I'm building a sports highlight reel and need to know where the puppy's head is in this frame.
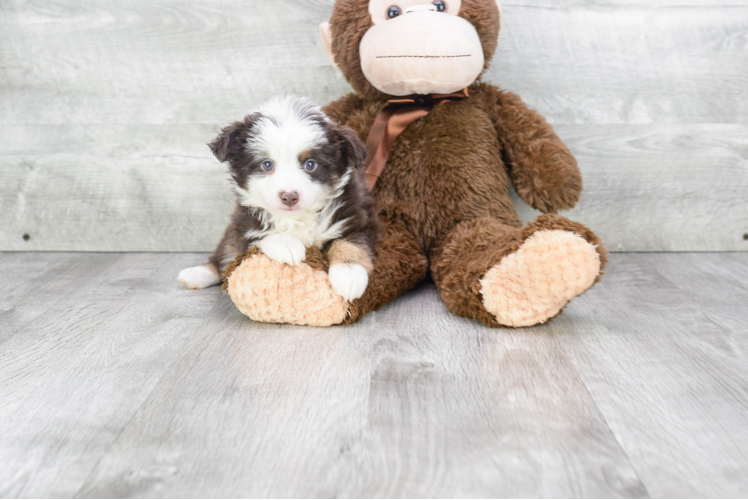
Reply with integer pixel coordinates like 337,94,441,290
209,95,366,216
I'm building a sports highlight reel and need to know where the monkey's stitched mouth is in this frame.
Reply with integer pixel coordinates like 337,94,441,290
376,54,473,59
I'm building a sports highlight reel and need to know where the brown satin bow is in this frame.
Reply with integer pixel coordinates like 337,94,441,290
363,88,470,191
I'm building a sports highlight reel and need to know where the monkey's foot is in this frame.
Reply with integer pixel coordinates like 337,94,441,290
224,248,348,327
479,229,602,328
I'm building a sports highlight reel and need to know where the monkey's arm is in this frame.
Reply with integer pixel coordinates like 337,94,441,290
322,93,366,127
480,86,582,214
323,93,382,144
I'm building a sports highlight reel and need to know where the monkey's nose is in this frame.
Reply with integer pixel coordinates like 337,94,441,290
280,191,299,207
405,4,437,14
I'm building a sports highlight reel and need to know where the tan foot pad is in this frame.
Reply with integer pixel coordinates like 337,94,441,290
480,229,602,328
226,253,349,327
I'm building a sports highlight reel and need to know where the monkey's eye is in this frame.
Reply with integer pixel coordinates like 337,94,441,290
387,5,401,18
262,160,274,172
432,0,446,12
304,159,318,172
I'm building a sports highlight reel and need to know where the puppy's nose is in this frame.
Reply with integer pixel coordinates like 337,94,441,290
280,191,299,207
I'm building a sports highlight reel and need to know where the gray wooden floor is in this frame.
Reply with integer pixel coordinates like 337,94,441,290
1,252,747,498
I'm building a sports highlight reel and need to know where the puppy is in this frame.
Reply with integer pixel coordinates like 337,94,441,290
178,95,379,302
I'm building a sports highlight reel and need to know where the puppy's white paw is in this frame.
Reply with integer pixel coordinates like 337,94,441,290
328,264,369,302
178,265,220,290
257,234,307,266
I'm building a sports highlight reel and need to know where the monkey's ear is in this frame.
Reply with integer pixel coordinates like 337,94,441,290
496,2,502,38
319,22,337,68
333,125,368,170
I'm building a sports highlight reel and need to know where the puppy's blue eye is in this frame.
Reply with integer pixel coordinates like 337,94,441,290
262,160,274,171
432,0,446,12
304,159,318,172
387,6,401,18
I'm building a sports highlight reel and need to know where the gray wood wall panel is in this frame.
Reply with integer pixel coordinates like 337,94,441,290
2,0,747,125
2,123,746,252
1,0,747,251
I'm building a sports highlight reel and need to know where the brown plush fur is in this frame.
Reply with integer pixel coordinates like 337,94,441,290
323,0,607,325
225,0,608,327
322,80,609,324
343,214,430,324
323,82,588,250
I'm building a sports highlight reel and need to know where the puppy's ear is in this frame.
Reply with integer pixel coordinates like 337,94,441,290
208,113,258,162
333,124,368,170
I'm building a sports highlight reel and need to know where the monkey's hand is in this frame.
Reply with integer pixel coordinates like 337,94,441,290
508,139,583,214
487,88,583,214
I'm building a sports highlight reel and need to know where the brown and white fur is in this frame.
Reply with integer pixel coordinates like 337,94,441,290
178,95,378,301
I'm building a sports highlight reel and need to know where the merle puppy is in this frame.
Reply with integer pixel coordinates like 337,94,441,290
178,95,379,302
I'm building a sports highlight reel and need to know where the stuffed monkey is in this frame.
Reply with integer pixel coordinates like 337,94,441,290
224,0,608,327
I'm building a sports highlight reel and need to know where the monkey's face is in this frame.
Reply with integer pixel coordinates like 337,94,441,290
323,0,500,98
361,1,482,95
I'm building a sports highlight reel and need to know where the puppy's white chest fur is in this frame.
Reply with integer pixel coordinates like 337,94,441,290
245,201,349,250
271,208,346,248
